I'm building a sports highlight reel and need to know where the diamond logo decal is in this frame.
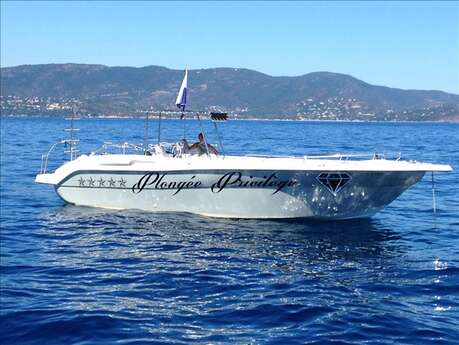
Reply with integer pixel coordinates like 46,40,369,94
317,172,352,194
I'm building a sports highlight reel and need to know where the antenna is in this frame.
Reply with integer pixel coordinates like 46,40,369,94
432,171,436,214
64,104,80,160
144,111,149,154
157,111,162,145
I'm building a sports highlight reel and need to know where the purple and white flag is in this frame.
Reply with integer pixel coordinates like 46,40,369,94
175,69,188,111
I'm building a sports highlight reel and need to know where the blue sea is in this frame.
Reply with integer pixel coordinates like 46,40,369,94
1,117,458,345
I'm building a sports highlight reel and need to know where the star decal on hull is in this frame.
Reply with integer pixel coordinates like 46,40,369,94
74,176,129,189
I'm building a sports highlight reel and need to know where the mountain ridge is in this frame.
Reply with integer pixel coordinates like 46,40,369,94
4,63,455,93
1,63,458,121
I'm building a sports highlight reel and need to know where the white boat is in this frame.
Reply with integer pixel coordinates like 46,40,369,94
35,71,452,220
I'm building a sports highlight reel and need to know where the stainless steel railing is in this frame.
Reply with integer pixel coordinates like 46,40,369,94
39,140,66,174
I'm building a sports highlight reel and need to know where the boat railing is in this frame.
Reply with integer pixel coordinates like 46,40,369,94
91,141,186,157
91,142,145,155
39,140,66,174
148,142,184,156
54,140,403,165
93,140,227,158
247,152,402,161
304,152,402,160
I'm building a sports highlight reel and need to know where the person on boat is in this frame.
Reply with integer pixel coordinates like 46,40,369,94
183,132,218,155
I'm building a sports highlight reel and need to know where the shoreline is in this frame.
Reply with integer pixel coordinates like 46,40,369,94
1,114,458,124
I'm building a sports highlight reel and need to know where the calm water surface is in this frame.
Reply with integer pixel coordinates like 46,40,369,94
1,117,458,344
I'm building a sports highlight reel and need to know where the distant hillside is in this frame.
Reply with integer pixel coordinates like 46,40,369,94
1,63,458,121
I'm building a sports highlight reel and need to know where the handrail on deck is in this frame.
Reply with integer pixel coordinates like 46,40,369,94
247,152,402,160
91,140,223,159
91,142,145,155
39,140,66,174
303,152,402,161
47,139,404,171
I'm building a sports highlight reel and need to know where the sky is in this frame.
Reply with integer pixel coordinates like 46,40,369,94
1,1,458,93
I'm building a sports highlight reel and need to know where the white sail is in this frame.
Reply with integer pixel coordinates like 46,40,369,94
175,69,188,111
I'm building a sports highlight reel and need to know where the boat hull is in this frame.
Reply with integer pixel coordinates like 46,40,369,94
52,169,425,219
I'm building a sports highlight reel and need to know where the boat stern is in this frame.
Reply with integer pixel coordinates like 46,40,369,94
35,172,60,185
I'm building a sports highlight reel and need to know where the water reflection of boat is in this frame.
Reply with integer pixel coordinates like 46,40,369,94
36,71,452,220
42,206,403,265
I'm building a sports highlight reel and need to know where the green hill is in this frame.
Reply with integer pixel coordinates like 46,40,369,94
1,63,458,121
